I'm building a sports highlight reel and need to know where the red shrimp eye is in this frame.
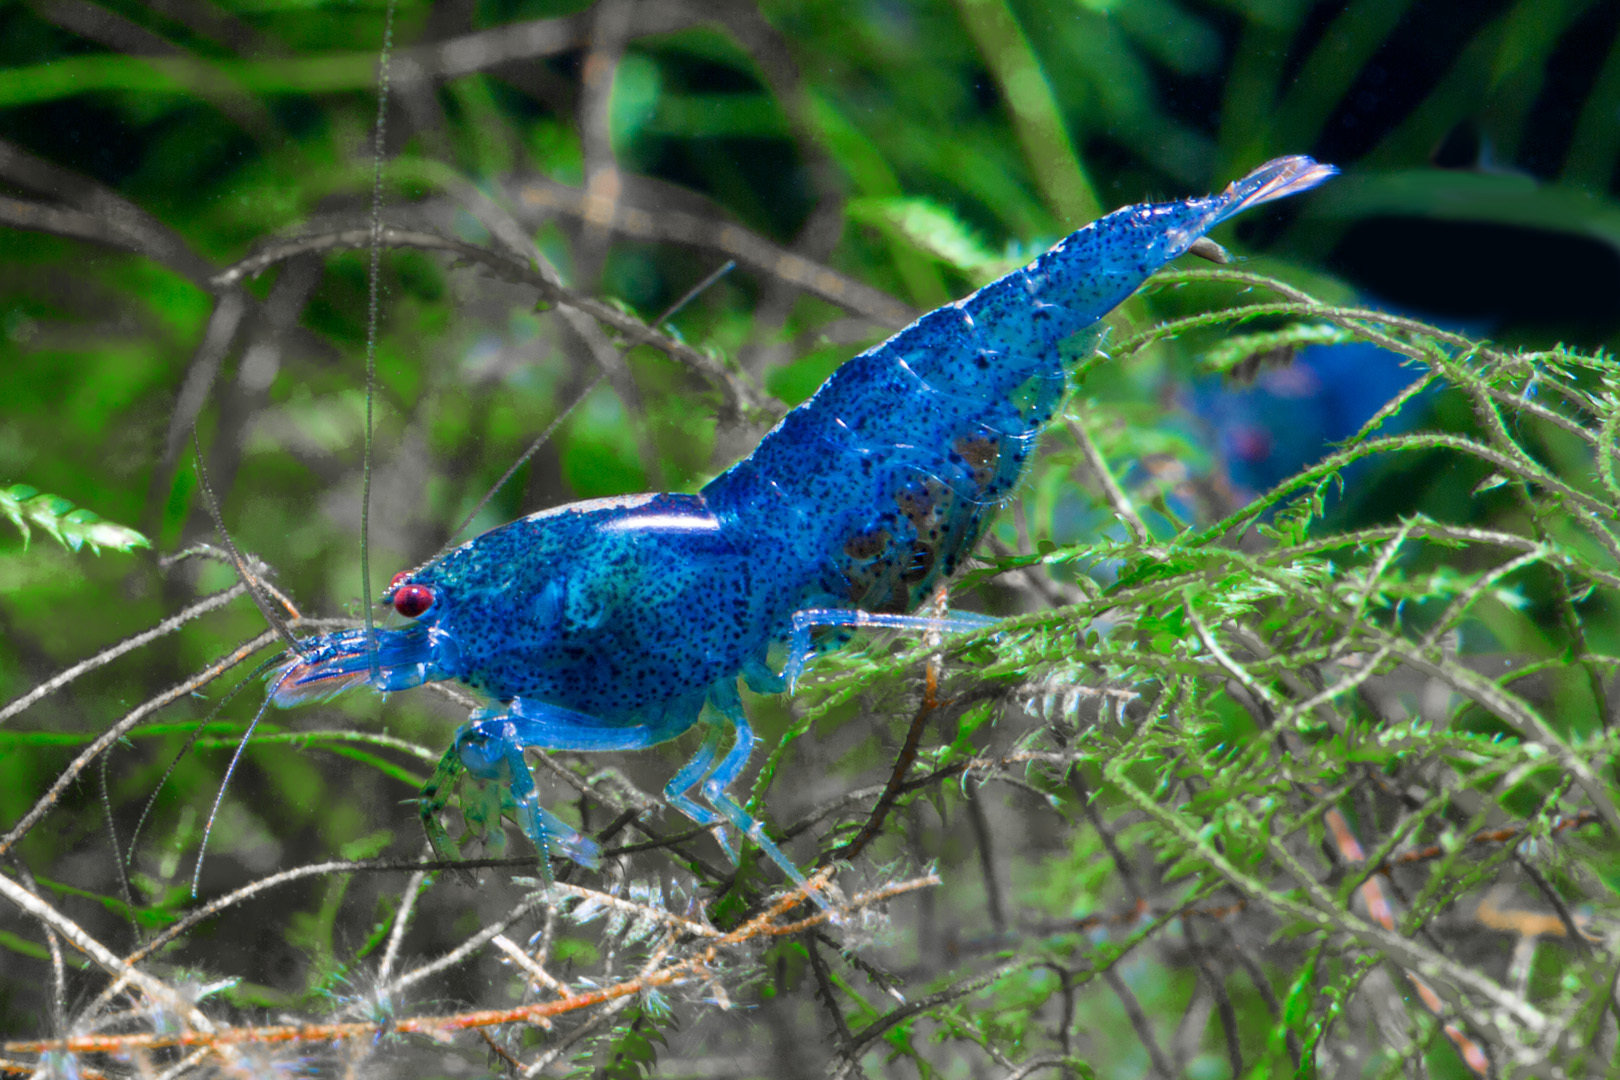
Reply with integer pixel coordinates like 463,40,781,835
392,583,434,618
388,570,411,590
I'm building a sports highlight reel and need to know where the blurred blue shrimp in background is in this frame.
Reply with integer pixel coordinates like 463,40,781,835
1186,301,1464,502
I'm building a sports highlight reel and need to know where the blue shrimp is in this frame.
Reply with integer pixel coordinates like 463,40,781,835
269,156,1336,898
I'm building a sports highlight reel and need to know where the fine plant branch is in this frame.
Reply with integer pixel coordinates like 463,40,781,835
0,871,227,1047
1,483,150,555
208,225,775,421
0,626,296,858
1102,760,1551,1035
0,583,247,726
6,871,938,1059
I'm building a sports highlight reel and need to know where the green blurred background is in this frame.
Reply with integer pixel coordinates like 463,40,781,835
1,0,1618,1074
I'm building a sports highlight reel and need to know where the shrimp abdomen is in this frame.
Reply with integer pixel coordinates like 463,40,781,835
705,156,1336,634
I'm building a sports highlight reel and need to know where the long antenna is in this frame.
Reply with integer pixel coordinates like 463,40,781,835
192,685,280,897
443,259,739,550
191,427,303,656
444,369,607,549
361,0,397,680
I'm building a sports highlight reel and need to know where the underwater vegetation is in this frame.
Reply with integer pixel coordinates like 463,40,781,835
2,1,1619,1076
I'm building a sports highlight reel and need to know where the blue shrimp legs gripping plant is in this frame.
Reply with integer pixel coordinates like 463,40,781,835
268,156,1336,901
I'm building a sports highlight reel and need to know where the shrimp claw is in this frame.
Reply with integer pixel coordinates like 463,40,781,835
419,709,604,874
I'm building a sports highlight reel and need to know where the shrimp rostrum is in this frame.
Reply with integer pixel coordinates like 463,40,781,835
270,156,1336,897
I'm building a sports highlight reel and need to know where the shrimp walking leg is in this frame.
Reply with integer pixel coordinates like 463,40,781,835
662,721,738,862
422,697,696,872
432,695,762,873
783,609,1002,690
423,717,604,873
700,681,824,905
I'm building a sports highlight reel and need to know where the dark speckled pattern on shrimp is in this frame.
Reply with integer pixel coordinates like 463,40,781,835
269,156,1337,903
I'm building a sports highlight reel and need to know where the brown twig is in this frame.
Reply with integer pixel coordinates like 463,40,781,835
826,692,942,864
4,871,938,1059
1323,805,1492,1076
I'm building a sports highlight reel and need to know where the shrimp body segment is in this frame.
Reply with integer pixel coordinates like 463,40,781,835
271,156,1337,896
